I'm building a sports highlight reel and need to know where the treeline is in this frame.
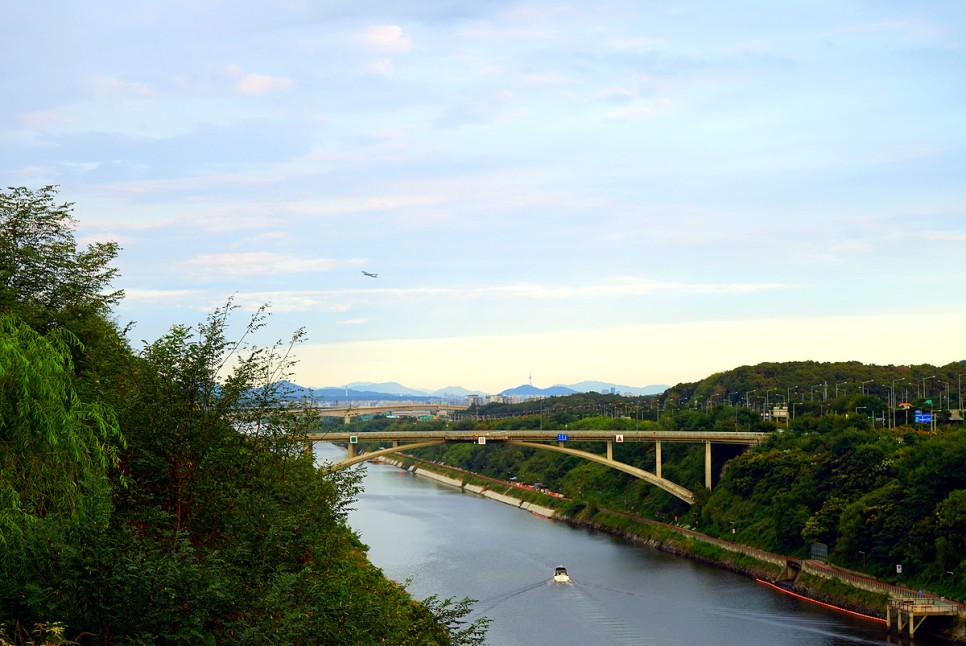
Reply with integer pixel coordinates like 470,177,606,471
665,359,965,413
0,187,486,645
352,376,965,600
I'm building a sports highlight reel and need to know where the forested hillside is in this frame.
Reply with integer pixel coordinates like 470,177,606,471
0,187,486,645
350,364,966,601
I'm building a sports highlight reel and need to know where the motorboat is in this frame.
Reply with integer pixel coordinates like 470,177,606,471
553,565,570,583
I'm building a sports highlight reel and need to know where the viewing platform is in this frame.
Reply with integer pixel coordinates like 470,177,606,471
887,597,963,639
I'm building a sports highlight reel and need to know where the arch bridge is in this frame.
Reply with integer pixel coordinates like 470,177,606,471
310,429,768,505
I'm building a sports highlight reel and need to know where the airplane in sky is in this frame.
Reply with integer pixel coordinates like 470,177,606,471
361,270,378,278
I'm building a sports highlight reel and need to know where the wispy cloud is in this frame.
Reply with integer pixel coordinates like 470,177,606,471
226,65,293,95
88,75,155,98
835,20,944,42
122,288,203,304
185,252,363,277
215,279,798,313
361,25,413,53
596,97,677,121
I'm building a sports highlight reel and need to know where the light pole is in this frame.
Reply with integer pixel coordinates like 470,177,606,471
836,381,848,398
855,406,866,424
765,388,776,418
891,378,906,429
745,390,757,409
859,550,866,567
959,372,966,413
923,375,936,405
861,379,874,394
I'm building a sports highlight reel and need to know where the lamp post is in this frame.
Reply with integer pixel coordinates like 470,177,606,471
923,375,936,405
859,551,866,567
836,381,848,398
891,378,906,429
745,390,757,409
765,388,776,417
861,379,874,394
855,406,866,425
959,372,966,413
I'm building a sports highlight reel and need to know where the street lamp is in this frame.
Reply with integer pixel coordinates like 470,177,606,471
891,378,906,429
923,375,936,404
959,372,966,413
859,550,866,567
861,379,874,394
836,381,848,398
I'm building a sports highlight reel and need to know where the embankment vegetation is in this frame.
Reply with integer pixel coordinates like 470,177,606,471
0,186,487,645
344,362,966,604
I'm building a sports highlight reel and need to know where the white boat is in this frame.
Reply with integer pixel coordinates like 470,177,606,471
552,565,570,583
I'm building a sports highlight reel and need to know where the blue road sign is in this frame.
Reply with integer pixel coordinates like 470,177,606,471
915,413,932,423
557,433,568,441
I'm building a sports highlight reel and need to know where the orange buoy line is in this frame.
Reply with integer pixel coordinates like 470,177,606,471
755,579,887,624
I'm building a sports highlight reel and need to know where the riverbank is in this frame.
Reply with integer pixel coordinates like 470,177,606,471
372,454,966,643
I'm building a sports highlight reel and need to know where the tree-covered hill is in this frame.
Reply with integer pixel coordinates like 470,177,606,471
358,375,965,601
0,187,486,645
663,359,965,413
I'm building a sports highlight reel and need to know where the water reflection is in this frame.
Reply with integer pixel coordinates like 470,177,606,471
317,445,930,645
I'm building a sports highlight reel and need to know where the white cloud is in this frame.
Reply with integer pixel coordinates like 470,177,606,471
597,97,677,121
363,58,395,77
185,252,359,277
226,65,294,95
17,110,74,132
361,25,413,53
836,21,944,42
122,288,202,304
88,75,155,98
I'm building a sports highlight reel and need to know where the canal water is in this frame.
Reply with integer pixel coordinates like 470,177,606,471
316,445,929,645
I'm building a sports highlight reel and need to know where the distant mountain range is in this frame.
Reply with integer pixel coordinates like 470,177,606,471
271,380,668,403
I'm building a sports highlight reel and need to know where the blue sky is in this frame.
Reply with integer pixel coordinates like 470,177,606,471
3,1,965,393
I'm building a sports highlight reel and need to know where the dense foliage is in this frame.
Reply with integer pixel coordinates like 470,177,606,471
0,187,486,645
353,364,965,600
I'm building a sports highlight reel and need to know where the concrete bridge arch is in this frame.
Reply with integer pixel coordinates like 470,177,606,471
318,436,704,505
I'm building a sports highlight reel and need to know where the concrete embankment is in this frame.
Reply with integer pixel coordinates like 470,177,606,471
375,458,558,519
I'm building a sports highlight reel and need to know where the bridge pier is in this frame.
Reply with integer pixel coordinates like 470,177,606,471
655,441,662,478
705,441,712,489
607,441,613,461
347,443,356,459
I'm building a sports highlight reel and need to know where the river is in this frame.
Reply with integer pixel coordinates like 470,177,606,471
316,444,930,645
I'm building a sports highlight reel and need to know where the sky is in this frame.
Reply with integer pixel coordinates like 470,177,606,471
3,1,965,394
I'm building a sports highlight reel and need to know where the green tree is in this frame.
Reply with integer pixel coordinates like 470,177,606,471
0,186,122,320
0,313,122,552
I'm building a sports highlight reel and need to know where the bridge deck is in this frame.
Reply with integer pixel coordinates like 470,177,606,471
308,429,768,445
